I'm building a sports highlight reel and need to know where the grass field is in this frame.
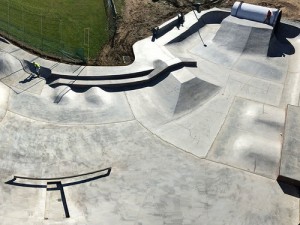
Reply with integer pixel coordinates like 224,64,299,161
0,0,120,62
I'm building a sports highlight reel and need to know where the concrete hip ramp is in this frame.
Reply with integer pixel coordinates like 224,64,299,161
143,67,220,116
213,17,273,56
191,15,274,67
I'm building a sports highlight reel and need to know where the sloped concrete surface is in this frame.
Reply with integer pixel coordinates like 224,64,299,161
207,97,285,179
0,112,298,225
0,7,299,225
8,87,134,125
279,105,300,186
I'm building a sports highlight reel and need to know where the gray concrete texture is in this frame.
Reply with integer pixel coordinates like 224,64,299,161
0,7,300,225
279,105,300,186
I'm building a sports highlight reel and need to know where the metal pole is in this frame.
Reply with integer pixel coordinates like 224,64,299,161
84,28,90,63
87,28,90,62
60,19,62,61
22,3,24,45
192,9,207,47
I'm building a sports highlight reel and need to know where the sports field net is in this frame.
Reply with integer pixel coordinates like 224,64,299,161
0,1,117,64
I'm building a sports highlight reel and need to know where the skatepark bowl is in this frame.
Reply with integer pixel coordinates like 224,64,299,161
0,2,300,224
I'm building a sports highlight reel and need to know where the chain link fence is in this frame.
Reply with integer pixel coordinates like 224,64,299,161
0,1,114,64
104,0,118,41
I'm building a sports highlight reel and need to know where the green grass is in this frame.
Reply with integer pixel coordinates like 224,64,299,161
0,0,115,62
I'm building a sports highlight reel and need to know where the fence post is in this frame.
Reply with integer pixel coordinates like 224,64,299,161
22,3,24,45
84,27,90,63
41,14,43,50
7,0,9,37
59,19,63,61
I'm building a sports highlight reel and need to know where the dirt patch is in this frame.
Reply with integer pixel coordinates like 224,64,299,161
97,0,203,65
96,0,299,66
220,0,300,20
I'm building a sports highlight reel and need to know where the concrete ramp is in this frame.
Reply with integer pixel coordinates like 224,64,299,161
241,26,273,55
149,68,220,116
213,18,253,52
43,85,118,107
191,16,273,67
6,85,134,124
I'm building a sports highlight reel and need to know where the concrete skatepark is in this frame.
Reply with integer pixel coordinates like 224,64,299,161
0,2,300,224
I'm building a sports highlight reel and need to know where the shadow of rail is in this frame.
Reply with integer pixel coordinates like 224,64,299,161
168,10,230,44
5,167,111,188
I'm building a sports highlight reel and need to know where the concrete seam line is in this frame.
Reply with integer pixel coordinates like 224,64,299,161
124,91,137,120
5,109,136,127
204,158,276,181
204,95,235,159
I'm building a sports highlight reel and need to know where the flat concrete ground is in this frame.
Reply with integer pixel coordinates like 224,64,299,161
0,9,299,225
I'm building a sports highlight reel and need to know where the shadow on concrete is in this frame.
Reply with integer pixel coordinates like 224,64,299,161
5,179,47,188
151,16,182,41
168,10,230,44
277,181,299,198
67,63,186,93
46,181,70,218
63,168,111,187
53,86,72,104
19,74,38,84
5,167,111,188
268,22,300,57
17,78,45,95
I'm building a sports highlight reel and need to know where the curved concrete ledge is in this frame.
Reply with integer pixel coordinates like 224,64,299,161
48,57,197,88
52,68,153,80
